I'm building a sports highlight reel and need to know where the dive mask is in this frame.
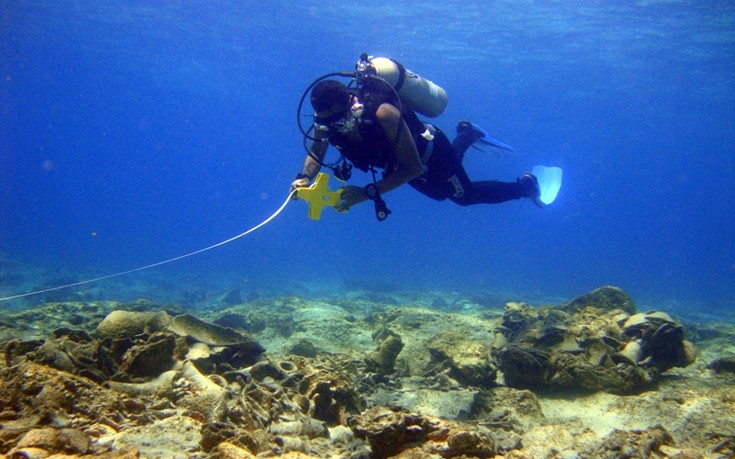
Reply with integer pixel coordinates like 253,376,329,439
314,101,364,134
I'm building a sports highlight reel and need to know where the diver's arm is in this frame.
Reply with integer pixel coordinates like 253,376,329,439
335,103,423,211
291,130,329,191
373,103,424,194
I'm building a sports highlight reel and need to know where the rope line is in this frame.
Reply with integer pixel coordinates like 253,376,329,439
0,191,296,302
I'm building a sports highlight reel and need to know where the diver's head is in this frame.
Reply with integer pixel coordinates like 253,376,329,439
311,80,352,115
311,80,364,134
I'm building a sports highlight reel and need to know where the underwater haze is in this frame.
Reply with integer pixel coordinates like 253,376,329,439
1,1,734,316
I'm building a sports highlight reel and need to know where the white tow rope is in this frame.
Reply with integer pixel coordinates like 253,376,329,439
0,191,296,302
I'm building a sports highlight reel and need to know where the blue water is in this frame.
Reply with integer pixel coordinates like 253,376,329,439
1,1,733,315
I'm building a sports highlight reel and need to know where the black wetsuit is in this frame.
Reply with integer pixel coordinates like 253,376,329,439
325,92,526,206
409,127,526,206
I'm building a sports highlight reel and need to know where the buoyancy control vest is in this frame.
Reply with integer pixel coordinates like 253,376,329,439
325,86,430,173
297,53,447,178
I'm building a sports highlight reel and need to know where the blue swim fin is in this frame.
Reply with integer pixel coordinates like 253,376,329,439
532,165,563,205
457,121,515,153
474,134,515,153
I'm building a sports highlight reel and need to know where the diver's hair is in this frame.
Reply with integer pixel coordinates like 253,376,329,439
311,80,351,113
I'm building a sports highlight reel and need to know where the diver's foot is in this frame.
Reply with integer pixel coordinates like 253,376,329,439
456,120,515,152
457,120,491,144
518,173,543,207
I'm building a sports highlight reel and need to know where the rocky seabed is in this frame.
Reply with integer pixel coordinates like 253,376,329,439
0,286,733,458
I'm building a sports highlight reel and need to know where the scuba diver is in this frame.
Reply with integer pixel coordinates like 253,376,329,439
290,55,543,220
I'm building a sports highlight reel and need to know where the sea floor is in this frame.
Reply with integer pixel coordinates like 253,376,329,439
0,262,734,458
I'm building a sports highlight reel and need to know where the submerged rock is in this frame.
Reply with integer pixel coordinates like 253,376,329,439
707,356,735,374
491,286,696,393
366,334,404,374
288,339,320,358
221,285,243,306
444,430,495,458
300,360,364,426
347,407,436,458
428,333,497,388
347,406,497,458
173,360,229,421
168,313,251,345
494,345,551,388
107,370,177,398
111,415,203,458
96,310,171,339
119,332,177,378
577,425,675,459
211,441,258,459
10,427,91,457
4,339,45,367
561,285,636,315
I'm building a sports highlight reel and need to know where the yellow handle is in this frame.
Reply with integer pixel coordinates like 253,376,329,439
296,172,345,220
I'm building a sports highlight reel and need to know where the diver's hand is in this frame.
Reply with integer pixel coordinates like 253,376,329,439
335,185,369,212
289,177,311,198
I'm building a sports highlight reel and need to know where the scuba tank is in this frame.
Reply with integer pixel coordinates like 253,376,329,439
355,54,448,118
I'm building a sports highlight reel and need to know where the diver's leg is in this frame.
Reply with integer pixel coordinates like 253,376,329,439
413,132,538,206
451,121,484,163
449,169,540,206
